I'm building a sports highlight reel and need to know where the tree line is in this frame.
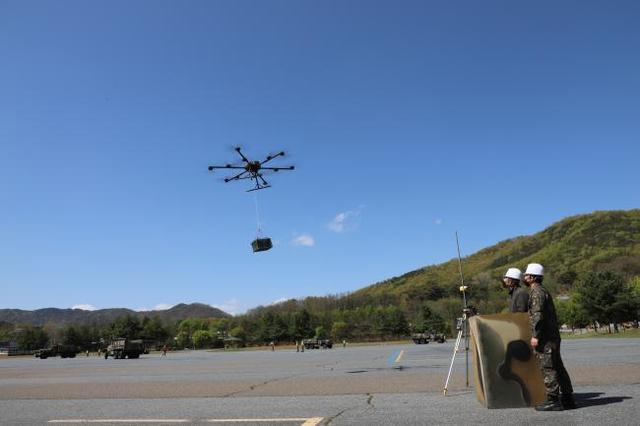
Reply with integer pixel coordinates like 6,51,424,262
0,315,171,351
2,271,638,351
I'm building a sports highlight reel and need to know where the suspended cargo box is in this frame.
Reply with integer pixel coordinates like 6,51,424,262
251,238,273,252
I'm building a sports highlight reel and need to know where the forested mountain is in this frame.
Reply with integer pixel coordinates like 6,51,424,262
350,209,640,314
233,209,639,342
0,303,229,327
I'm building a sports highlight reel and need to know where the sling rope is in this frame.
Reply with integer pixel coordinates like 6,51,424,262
253,192,262,237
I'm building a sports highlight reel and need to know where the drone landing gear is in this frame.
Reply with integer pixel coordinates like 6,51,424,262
251,238,273,253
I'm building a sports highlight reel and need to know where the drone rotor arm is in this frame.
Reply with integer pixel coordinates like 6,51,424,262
257,173,270,187
260,166,295,171
234,147,250,163
260,151,286,165
208,165,246,171
224,170,250,182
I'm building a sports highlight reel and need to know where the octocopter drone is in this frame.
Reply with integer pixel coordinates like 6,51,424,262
207,147,295,192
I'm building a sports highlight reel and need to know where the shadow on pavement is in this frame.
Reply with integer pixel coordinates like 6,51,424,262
575,392,632,408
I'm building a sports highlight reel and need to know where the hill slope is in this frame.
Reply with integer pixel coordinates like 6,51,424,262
352,209,640,312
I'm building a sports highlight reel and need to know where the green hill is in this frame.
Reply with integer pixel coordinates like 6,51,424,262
234,209,639,343
351,209,640,315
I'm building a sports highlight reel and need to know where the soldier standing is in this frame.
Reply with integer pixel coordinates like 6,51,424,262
502,267,529,312
524,263,576,411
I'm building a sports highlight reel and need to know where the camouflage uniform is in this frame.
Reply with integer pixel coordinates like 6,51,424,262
509,285,530,313
528,284,573,399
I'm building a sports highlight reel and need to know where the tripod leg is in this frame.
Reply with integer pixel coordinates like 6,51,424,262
465,321,469,387
443,328,463,395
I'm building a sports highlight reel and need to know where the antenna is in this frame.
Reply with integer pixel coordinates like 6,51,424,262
456,231,468,310
444,231,472,395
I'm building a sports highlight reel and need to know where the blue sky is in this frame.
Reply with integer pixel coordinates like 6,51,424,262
1,1,639,313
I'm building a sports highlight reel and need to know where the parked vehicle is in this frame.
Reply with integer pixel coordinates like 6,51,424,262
303,338,333,349
104,338,144,359
34,344,79,359
411,333,431,344
431,333,446,343
412,332,446,344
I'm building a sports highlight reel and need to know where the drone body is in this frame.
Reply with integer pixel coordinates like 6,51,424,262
208,147,295,192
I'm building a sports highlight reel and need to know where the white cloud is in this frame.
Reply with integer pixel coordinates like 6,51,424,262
71,304,97,311
214,299,242,315
328,208,362,233
269,297,289,306
136,303,175,312
291,234,315,247
154,303,173,311
435,218,443,225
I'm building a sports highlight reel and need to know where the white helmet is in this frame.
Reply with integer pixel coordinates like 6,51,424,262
525,263,545,276
504,268,522,281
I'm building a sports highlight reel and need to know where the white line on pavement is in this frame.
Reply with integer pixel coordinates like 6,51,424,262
49,417,324,424
49,420,189,424
206,418,323,423
301,418,324,426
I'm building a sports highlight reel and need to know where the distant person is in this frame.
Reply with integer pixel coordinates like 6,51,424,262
502,267,529,312
296,341,300,352
342,340,347,348
270,341,275,351
161,345,167,357
86,350,89,357
524,263,575,411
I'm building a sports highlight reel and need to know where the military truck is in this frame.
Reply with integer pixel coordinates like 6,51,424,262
411,333,431,344
412,332,446,344
431,332,446,343
303,338,333,349
104,338,144,359
34,344,79,359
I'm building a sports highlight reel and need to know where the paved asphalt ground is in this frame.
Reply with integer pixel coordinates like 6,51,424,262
1,339,639,425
